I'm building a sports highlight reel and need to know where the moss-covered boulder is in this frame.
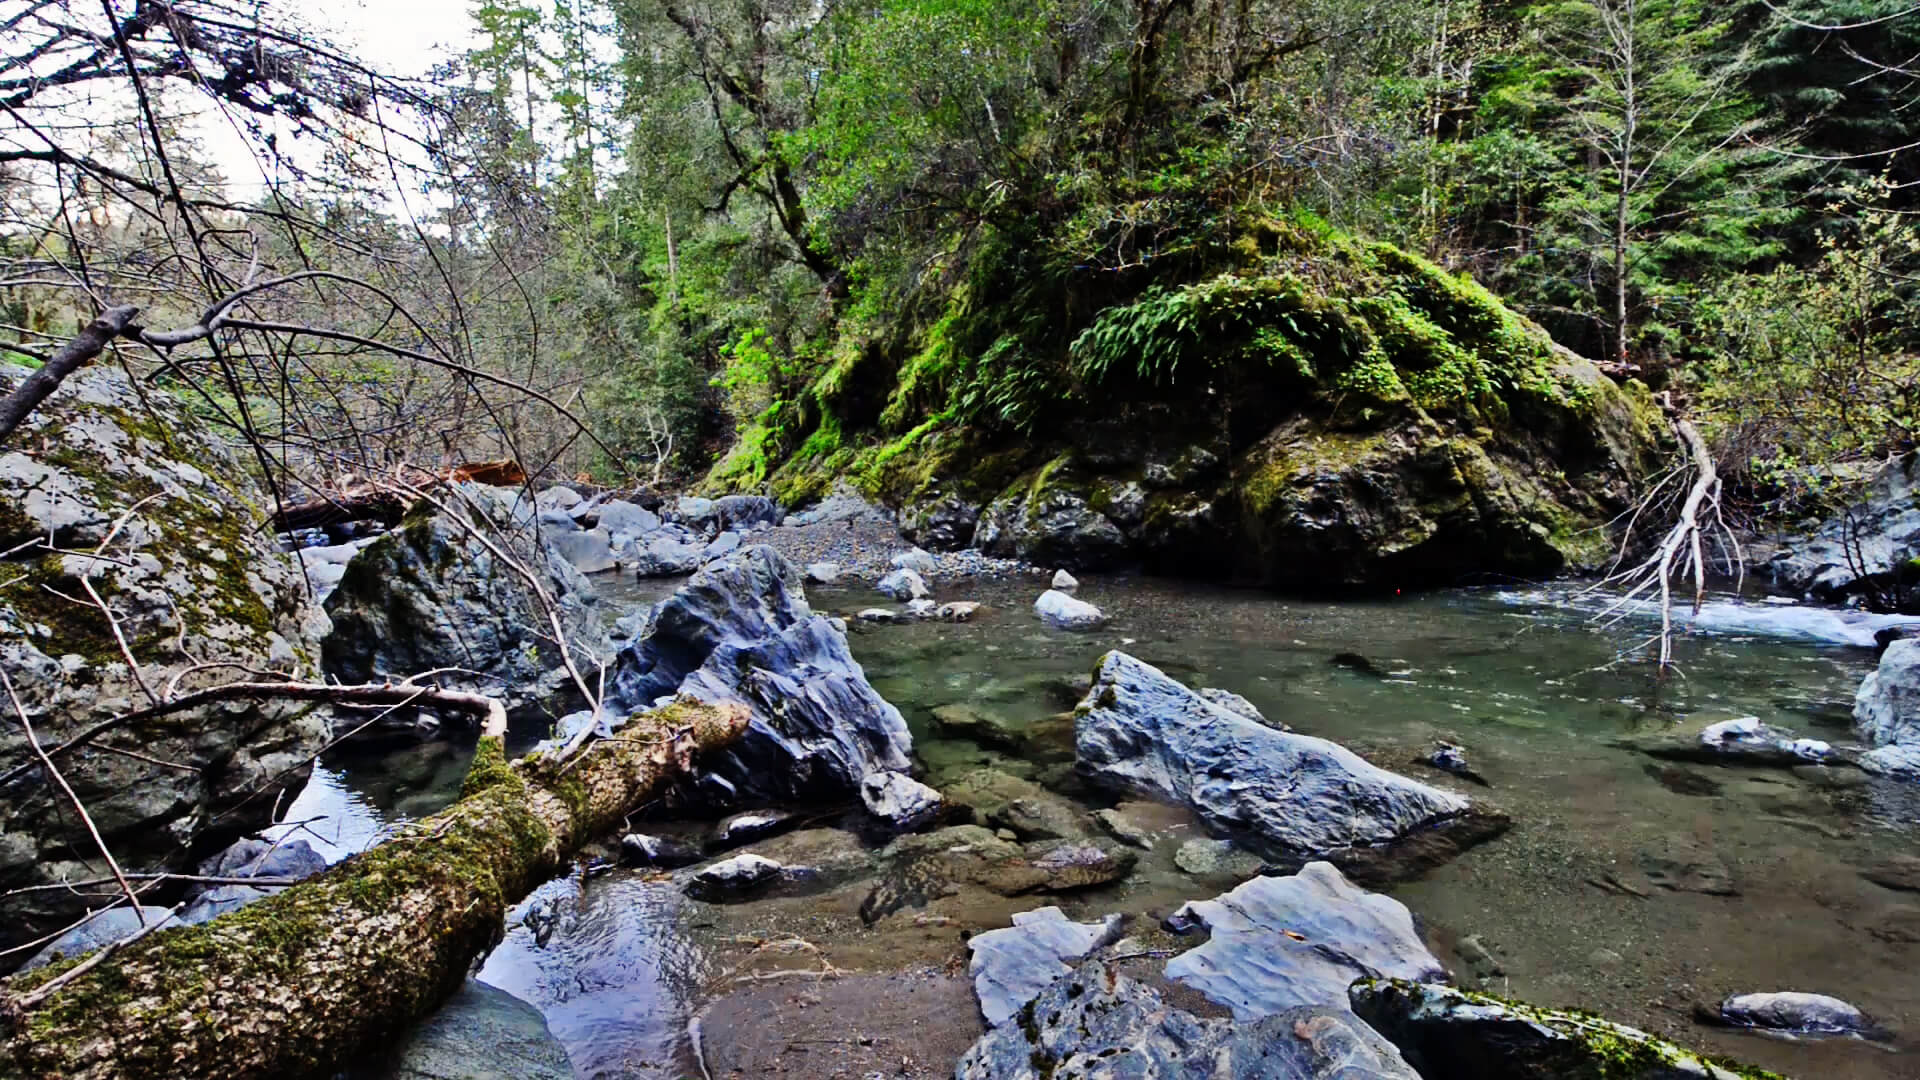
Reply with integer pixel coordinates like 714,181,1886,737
719,226,1666,590
0,363,330,954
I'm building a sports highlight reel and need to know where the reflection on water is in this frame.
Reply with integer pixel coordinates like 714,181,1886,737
300,568,1920,1079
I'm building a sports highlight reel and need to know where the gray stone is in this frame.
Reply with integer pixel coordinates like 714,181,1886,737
1857,638,1920,779
714,494,779,531
861,771,942,832
1163,862,1449,1019
535,486,583,512
546,526,617,574
23,905,175,970
1199,686,1281,728
974,470,1130,571
671,495,720,535
1769,453,1920,604
620,833,703,868
378,979,572,1080
805,561,841,584
535,509,580,531
1706,991,1888,1040
1076,652,1488,869
595,499,660,539
620,532,704,577
193,837,327,894
891,547,939,575
1050,568,1079,592
1352,980,1760,1080
957,963,1422,1080
856,607,908,624
1092,808,1156,850
877,567,931,601
1033,589,1104,629
322,483,603,705
1173,837,1264,879
180,885,272,926
945,769,1084,839
905,597,938,619
713,809,802,848
937,601,985,622
685,853,785,900
0,364,330,952
702,530,743,561
967,907,1125,1026
784,491,887,528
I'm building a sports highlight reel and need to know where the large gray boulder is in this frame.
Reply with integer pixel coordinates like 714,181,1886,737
22,905,176,971
1856,638,1920,778
1164,862,1449,1019
967,907,1125,1026
607,546,913,807
1075,652,1494,872
620,531,704,577
1350,980,1762,1080
595,499,659,539
321,483,603,705
956,962,1422,1080
1703,991,1887,1041
0,363,329,953
377,979,573,1080
1769,453,1920,605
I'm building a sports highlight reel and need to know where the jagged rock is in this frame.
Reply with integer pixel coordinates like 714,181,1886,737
877,567,932,601
1050,569,1079,592
535,509,580,532
1034,589,1105,629
862,771,942,832
937,600,985,622
1163,862,1449,1018
967,908,1125,1026
1856,638,1920,778
620,532,704,576
547,526,616,574
891,547,939,575
702,530,742,561
1075,652,1496,873
784,491,886,528
901,492,981,550
378,979,573,1080
805,561,841,584
1199,686,1281,728
322,483,603,704
711,809,802,849
1351,980,1770,1080
0,363,331,952
957,963,1422,1080
1700,992,1888,1041
607,547,913,807
670,495,720,536
595,499,659,539
535,486,582,512
620,833,703,868
684,854,786,900
1769,453,1920,605
21,905,178,970
975,468,1131,571
714,494,779,531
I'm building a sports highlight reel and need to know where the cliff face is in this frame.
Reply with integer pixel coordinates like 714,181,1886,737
711,224,1666,590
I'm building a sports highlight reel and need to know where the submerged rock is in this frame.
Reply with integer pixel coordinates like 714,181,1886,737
1351,979,1773,1080
1034,589,1105,629
1421,741,1489,786
1075,652,1497,874
967,907,1126,1026
620,833,703,869
378,979,573,1080
859,829,1136,923
1640,715,1847,769
877,567,932,601
607,547,913,808
1700,991,1889,1041
22,906,176,971
957,962,1422,1080
804,561,841,584
0,363,329,951
1163,862,1449,1019
1173,837,1266,880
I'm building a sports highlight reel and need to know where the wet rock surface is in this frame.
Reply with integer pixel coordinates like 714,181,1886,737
1856,638,1920,778
1074,651,1493,872
1701,991,1888,1041
1033,588,1105,629
374,980,573,1080
957,962,1423,1080
967,906,1125,1026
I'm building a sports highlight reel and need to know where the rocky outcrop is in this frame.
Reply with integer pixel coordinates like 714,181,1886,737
1074,652,1501,874
321,483,603,706
957,962,1422,1079
606,546,913,807
1855,638,1920,778
0,363,329,952
967,907,1125,1026
1350,980,1774,1080
1163,862,1450,1019
1768,453,1920,608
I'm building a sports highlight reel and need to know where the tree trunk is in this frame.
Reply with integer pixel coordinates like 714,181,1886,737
0,305,140,447
0,700,750,1080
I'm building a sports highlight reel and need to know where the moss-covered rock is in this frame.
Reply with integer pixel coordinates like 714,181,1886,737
0,363,330,955
708,227,1666,586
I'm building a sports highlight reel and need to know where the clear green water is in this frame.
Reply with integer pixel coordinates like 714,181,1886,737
307,572,1920,1079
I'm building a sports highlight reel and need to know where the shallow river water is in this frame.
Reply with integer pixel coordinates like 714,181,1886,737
297,571,1920,1079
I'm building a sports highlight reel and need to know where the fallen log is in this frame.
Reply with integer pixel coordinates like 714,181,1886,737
269,489,411,533
0,698,750,1080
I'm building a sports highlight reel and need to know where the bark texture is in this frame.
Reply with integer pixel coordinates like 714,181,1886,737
0,699,749,1080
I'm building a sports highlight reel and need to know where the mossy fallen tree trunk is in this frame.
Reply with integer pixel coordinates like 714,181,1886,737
0,699,749,1080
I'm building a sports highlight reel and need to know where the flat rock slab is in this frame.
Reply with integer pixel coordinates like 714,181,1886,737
696,972,983,1080
957,962,1421,1080
1164,861,1449,1019
968,907,1126,1026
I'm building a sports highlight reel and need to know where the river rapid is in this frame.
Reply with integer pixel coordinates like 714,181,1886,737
288,573,1920,1080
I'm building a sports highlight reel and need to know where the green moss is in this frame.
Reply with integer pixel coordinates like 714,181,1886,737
459,736,520,799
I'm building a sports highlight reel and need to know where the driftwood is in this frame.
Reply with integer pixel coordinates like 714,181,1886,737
269,490,411,533
0,698,750,1080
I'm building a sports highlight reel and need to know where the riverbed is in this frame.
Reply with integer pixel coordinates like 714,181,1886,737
293,571,1920,1079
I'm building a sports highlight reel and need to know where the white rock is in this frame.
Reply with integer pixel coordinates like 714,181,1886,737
1034,589,1104,629
1051,569,1079,592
